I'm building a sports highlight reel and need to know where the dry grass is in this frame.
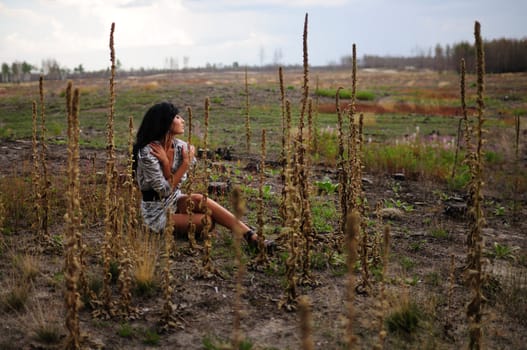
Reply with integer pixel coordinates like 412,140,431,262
131,232,160,296
1,273,30,312
14,253,41,281
24,297,63,345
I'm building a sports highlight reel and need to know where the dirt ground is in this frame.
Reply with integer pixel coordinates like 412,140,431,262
0,135,526,350
1,69,527,349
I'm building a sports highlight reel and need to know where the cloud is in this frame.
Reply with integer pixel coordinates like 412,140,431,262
1,0,525,70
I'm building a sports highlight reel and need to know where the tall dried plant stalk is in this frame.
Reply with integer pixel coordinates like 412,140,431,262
292,39,313,281
200,194,214,274
279,102,301,310
348,47,370,295
201,98,214,274
64,86,82,350
344,210,360,347
298,295,314,350
117,117,137,318
279,98,293,237
231,187,246,347
203,97,209,162
347,44,357,172
256,129,268,263
160,208,177,331
347,45,361,213
300,13,309,118
31,101,42,234
336,86,348,238
126,116,138,228
299,105,314,284
465,21,486,350
185,106,199,249
38,76,50,238
279,66,286,165
348,114,358,212
102,22,118,312
279,68,289,226
245,66,251,154
371,201,384,267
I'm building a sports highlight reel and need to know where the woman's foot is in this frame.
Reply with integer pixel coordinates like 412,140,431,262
243,230,276,254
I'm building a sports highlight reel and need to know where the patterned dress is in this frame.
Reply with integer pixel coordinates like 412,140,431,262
136,138,190,233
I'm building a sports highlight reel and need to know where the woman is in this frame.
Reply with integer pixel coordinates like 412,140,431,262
132,101,262,248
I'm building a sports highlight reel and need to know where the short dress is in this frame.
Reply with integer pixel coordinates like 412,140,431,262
136,138,191,233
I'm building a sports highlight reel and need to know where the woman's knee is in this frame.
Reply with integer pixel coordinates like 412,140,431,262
190,193,203,203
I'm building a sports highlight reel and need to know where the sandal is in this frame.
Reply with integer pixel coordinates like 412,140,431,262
243,230,277,254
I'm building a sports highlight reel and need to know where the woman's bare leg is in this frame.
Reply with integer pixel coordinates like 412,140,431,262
171,213,215,239
176,194,250,236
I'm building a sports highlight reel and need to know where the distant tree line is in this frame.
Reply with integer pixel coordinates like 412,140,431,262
2,38,525,83
342,38,527,73
1,61,34,83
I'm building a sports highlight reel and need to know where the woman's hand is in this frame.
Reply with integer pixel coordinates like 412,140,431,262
149,142,169,165
150,142,173,180
182,144,195,165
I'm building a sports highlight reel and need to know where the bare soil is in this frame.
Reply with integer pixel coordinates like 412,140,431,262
1,136,526,350
1,69,527,349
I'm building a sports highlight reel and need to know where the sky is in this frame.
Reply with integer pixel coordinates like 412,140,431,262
0,0,525,71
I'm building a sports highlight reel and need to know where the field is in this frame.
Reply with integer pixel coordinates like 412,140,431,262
0,67,526,350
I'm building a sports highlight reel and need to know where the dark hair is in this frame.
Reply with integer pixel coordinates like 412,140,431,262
132,102,179,172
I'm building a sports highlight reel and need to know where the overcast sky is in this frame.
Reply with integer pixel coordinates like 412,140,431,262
0,0,525,71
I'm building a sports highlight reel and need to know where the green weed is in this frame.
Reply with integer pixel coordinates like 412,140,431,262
400,256,415,271
315,177,338,195
430,227,449,240
409,240,425,252
143,328,160,345
118,323,134,338
488,242,517,261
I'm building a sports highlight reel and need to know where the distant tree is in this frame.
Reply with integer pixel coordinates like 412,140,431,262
21,61,33,81
183,56,189,69
445,44,452,71
341,37,526,73
1,63,9,82
41,58,62,79
73,64,84,75
11,62,21,83
434,43,445,73
451,41,476,73
484,38,527,73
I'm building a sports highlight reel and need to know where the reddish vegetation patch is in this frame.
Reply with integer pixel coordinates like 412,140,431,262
317,102,477,117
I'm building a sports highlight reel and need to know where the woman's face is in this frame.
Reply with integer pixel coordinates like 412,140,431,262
169,114,185,135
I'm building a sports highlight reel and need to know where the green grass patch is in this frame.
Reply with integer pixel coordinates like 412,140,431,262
311,200,337,233
315,88,375,101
